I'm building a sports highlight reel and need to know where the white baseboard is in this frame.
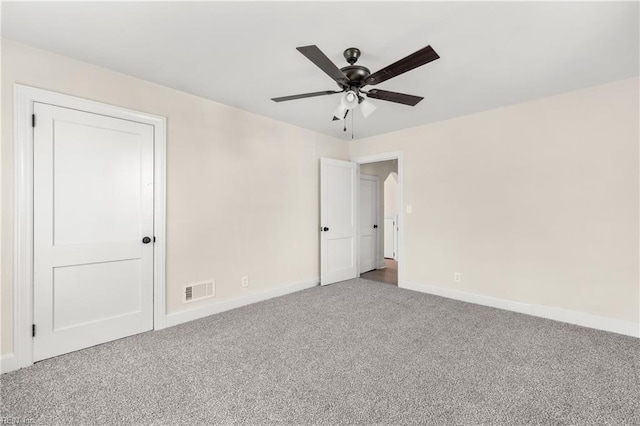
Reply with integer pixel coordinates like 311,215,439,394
1,353,18,374
400,280,639,338
164,277,319,328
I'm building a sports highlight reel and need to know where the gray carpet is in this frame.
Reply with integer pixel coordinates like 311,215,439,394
1,278,639,425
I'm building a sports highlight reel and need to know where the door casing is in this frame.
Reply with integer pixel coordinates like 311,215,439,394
12,84,167,370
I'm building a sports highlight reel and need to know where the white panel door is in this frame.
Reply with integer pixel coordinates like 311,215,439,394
384,218,395,259
393,214,399,260
33,102,154,361
320,158,358,286
359,174,379,273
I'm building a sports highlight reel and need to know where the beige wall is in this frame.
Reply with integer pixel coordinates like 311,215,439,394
2,39,637,357
384,172,398,218
360,160,397,185
0,39,348,355
351,77,640,323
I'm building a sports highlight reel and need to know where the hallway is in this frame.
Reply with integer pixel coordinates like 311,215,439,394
360,259,397,285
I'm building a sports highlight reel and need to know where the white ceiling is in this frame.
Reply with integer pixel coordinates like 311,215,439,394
2,1,638,140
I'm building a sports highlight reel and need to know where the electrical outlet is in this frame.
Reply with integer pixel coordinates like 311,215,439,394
454,272,461,283
241,276,249,288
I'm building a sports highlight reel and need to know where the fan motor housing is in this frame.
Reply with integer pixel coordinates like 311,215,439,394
340,65,371,87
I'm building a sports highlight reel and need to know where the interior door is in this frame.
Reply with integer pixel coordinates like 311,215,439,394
384,218,395,259
33,102,154,361
320,158,358,285
394,214,399,260
359,174,379,273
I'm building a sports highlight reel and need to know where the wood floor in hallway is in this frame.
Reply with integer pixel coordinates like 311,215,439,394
360,258,397,285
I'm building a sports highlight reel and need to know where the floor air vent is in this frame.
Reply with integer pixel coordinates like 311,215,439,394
184,280,215,303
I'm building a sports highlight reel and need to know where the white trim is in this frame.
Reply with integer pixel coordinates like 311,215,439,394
1,353,18,374
13,85,34,370
13,84,167,371
165,278,320,328
152,113,167,331
400,280,640,338
351,151,404,283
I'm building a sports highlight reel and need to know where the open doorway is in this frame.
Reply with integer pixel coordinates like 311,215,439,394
357,158,399,286
319,151,403,288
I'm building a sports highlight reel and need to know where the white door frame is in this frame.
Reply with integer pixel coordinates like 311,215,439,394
12,84,167,370
351,151,403,284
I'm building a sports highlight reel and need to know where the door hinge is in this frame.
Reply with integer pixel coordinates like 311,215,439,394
32,114,36,128
153,236,156,243
32,324,36,337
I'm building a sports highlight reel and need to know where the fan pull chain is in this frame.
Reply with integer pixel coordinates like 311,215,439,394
351,111,354,139
343,109,348,132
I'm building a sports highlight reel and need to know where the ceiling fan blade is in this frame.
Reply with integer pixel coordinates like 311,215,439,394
271,90,341,102
364,45,439,86
366,89,424,106
297,45,349,86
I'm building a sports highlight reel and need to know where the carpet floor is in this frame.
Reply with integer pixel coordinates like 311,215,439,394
1,278,639,425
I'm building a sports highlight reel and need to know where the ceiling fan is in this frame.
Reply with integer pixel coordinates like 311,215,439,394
271,45,440,121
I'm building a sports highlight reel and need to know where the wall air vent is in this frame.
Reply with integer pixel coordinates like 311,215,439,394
184,280,215,303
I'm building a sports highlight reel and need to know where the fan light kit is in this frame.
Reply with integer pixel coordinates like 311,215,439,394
271,44,440,136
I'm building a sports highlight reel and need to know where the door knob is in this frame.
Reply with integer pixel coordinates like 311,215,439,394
322,227,329,232
142,236,152,244
373,224,378,229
